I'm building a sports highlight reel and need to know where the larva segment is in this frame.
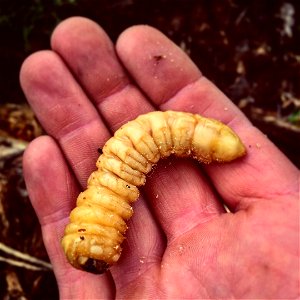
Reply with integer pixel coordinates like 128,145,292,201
102,137,152,174
138,111,173,157
69,205,127,234
166,111,197,157
88,170,139,202
76,186,133,220
97,154,146,186
62,110,246,274
115,121,160,163
62,232,121,273
64,223,124,243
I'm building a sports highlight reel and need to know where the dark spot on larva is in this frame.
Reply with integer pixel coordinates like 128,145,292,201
126,184,130,188
97,148,103,154
80,236,85,240
78,228,86,232
83,197,86,200
80,258,110,274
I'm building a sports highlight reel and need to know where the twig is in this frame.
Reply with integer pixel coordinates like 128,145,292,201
0,135,28,162
0,242,52,270
0,256,49,271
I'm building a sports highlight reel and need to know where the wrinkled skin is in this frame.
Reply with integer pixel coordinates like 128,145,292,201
20,17,299,299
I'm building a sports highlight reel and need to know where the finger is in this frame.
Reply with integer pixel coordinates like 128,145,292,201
51,17,154,129
116,25,299,210
20,50,110,187
23,136,114,299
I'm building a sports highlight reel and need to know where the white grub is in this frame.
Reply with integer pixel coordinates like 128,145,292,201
62,111,246,273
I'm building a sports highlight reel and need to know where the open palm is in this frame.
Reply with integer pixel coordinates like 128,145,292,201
20,17,299,299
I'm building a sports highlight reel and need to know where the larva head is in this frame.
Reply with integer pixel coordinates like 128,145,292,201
77,256,110,274
61,228,123,274
62,238,112,274
212,126,246,162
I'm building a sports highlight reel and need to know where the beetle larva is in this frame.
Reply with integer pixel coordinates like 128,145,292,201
61,111,246,274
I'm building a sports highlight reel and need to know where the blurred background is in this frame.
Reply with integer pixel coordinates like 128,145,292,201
0,0,299,298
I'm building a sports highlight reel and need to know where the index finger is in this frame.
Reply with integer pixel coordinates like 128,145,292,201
116,25,299,210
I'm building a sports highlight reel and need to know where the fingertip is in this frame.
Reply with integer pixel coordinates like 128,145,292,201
20,50,67,108
116,24,175,61
20,50,53,92
116,24,160,46
22,135,62,198
50,16,108,51
116,24,201,104
23,135,56,176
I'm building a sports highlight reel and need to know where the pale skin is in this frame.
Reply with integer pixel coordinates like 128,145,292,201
20,17,299,299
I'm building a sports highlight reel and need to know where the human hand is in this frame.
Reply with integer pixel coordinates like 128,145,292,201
20,17,299,299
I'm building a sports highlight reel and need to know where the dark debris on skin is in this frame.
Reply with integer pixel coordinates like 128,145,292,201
80,258,110,274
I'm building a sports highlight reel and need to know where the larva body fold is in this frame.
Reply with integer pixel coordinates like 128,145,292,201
61,111,246,274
